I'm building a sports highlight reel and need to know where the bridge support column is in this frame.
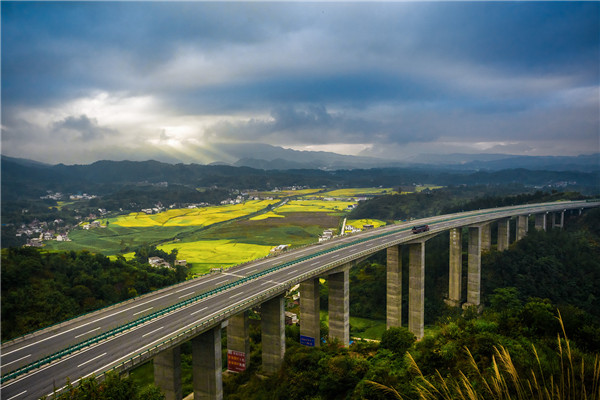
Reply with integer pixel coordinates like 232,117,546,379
300,278,321,347
497,219,510,251
386,245,402,328
193,326,223,400
516,215,528,241
227,311,250,372
154,346,182,400
465,227,481,308
551,212,565,229
329,265,350,346
481,223,491,252
447,228,462,307
535,213,547,231
408,242,425,340
261,295,285,374
559,211,565,228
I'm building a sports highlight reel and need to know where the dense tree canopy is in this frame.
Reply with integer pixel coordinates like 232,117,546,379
1,247,188,340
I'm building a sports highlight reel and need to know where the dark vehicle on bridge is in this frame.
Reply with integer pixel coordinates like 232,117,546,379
412,225,429,234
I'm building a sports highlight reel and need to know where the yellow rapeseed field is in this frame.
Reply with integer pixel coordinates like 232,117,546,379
158,240,272,269
345,219,386,230
110,200,278,227
276,199,355,213
249,211,286,221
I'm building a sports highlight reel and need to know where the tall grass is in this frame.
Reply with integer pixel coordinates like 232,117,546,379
367,312,600,400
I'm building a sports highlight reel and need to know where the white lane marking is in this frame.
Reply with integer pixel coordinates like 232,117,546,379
74,327,101,339
261,281,271,285
133,307,153,316
77,352,107,368
222,272,246,278
229,292,245,298
191,307,208,315
142,326,164,338
7,390,27,400
178,292,194,299
2,354,31,367
287,269,297,275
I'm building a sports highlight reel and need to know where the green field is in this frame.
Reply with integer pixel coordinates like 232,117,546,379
44,225,196,255
250,188,324,198
320,311,386,341
45,197,358,270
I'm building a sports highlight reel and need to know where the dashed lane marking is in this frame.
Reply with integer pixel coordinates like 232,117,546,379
74,327,101,339
133,307,153,316
77,352,107,368
141,326,164,338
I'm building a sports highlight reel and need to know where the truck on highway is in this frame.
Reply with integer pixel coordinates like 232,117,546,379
411,225,429,234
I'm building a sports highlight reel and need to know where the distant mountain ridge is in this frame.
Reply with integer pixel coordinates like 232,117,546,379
2,143,598,172
2,155,598,200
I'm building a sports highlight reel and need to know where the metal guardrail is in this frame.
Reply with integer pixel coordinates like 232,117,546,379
3,201,598,384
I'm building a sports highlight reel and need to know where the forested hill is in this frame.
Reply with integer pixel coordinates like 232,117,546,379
1,246,188,340
3,156,599,201
348,187,589,221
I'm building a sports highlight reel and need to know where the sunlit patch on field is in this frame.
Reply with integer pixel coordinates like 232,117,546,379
249,211,286,221
157,240,273,274
276,200,355,213
345,219,386,231
110,200,278,227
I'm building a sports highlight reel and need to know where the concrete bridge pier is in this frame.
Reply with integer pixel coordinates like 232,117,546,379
227,311,250,372
481,223,491,252
552,211,565,229
300,278,321,347
329,265,350,346
261,295,285,374
497,218,510,251
193,326,223,400
386,245,402,328
408,242,425,339
446,228,462,307
154,346,182,400
535,213,547,231
516,215,528,241
464,226,481,308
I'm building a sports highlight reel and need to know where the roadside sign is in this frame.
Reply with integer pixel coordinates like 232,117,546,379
300,335,315,347
227,350,246,372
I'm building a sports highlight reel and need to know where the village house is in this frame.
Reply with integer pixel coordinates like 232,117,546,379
270,244,290,253
285,312,298,325
148,257,171,268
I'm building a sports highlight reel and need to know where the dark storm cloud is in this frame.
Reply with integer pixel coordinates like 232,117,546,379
1,1,598,163
51,115,117,142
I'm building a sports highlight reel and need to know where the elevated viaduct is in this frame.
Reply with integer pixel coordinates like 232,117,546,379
1,200,598,400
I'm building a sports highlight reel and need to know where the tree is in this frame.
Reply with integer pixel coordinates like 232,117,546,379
380,327,416,355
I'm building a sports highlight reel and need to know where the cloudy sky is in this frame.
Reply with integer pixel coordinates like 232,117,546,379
1,1,598,165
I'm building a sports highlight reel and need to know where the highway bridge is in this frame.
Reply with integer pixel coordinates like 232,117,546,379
1,200,598,400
